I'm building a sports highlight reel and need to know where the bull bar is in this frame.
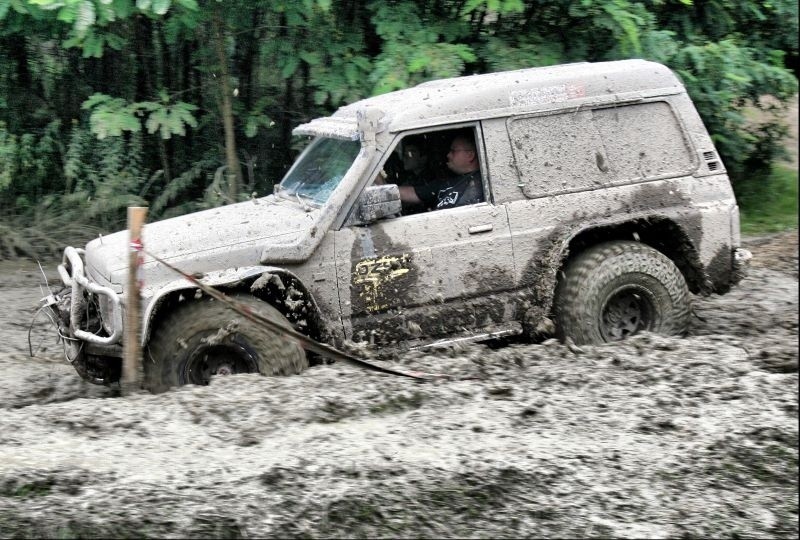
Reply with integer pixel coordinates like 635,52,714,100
57,246,123,345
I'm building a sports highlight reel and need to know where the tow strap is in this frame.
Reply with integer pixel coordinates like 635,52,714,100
144,250,444,382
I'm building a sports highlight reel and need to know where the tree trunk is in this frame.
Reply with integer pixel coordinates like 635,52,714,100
181,40,197,160
211,10,242,201
238,8,262,111
152,21,172,183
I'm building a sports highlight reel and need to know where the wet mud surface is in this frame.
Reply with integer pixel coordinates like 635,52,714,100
0,231,797,538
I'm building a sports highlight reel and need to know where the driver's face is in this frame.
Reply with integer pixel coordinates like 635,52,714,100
446,137,476,174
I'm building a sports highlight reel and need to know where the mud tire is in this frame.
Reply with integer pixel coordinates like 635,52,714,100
145,294,307,393
554,241,690,345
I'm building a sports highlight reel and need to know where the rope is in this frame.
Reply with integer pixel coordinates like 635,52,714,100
143,249,445,382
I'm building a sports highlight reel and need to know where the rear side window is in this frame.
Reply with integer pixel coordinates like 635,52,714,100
508,101,694,198
593,102,695,181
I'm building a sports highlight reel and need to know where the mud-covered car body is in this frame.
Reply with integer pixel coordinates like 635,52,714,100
50,59,751,385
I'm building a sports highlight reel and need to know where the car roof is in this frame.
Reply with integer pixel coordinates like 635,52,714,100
294,59,684,139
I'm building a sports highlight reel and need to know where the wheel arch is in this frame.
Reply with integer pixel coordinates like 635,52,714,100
143,267,327,347
563,216,706,295
524,215,706,328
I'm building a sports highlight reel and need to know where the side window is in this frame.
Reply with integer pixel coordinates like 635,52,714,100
508,101,695,198
508,110,606,198
377,127,485,215
592,102,694,180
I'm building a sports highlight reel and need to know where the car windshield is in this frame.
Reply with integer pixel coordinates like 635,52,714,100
278,137,361,205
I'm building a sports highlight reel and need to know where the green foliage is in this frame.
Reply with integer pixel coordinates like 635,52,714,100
58,123,148,229
81,93,140,138
0,199,102,259
569,0,652,56
0,119,63,206
63,28,125,58
463,0,524,14
477,37,563,73
82,93,198,140
150,157,216,215
0,122,18,192
64,119,93,192
307,40,372,106
243,98,274,138
1,0,797,259
12,0,200,55
140,100,198,139
738,165,799,234
666,39,798,174
368,1,477,93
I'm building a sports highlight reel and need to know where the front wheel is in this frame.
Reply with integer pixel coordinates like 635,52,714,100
554,241,690,345
145,294,307,393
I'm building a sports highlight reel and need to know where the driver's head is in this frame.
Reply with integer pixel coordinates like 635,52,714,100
446,134,478,175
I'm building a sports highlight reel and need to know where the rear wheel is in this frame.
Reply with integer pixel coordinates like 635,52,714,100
145,294,307,393
554,241,690,345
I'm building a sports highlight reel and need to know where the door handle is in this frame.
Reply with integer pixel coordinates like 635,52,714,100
468,224,493,234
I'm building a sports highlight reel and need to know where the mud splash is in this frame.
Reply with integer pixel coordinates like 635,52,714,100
0,232,797,538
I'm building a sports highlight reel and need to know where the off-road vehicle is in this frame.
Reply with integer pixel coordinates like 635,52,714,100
45,59,752,391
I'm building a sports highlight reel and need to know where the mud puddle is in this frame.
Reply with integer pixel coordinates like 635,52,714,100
0,232,796,538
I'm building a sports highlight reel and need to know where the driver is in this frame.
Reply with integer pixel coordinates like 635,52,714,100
398,132,483,210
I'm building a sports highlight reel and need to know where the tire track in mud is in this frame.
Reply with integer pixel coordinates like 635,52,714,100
0,232,796,538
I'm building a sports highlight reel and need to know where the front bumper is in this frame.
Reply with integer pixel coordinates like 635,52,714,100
53,246,123,345
40,247,124,383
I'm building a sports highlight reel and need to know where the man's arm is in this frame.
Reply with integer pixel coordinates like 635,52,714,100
399,185,422,205
375,167,424,205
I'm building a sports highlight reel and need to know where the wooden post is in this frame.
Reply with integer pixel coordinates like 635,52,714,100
122,206,148,393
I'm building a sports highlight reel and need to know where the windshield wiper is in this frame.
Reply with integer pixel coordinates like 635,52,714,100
284,181,315,211
275,182,299,199
295,192,313,212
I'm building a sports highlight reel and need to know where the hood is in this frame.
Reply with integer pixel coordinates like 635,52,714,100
85,196,317,285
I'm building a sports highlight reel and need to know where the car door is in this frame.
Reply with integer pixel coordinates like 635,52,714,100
333,127,517,347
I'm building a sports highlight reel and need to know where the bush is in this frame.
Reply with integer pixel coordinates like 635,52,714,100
738,165,799,234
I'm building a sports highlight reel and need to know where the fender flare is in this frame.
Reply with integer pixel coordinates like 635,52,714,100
141,265,324,344
521,213,704,323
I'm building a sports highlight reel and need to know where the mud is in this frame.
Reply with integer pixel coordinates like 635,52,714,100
0,231,797,538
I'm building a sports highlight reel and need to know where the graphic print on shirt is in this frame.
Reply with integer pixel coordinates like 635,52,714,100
437,186,459,208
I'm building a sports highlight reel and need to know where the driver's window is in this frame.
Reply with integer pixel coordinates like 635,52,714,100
376,127,484,216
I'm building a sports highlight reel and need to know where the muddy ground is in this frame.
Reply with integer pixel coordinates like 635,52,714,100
0,231,797,539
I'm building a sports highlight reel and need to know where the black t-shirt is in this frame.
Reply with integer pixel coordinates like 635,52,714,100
413,170,483,210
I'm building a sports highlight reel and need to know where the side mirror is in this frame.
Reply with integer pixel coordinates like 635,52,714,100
348,184,401,226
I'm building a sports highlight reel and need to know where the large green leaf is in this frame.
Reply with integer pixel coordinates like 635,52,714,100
83,95,141,139
75,0,95,33
144,102,198,139
151,0,170,15
281,56,300,79
82,95,198,140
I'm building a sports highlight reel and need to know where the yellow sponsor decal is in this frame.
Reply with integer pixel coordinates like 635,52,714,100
353,254,411,313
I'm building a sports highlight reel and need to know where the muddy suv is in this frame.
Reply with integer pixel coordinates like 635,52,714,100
47,59,751,391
